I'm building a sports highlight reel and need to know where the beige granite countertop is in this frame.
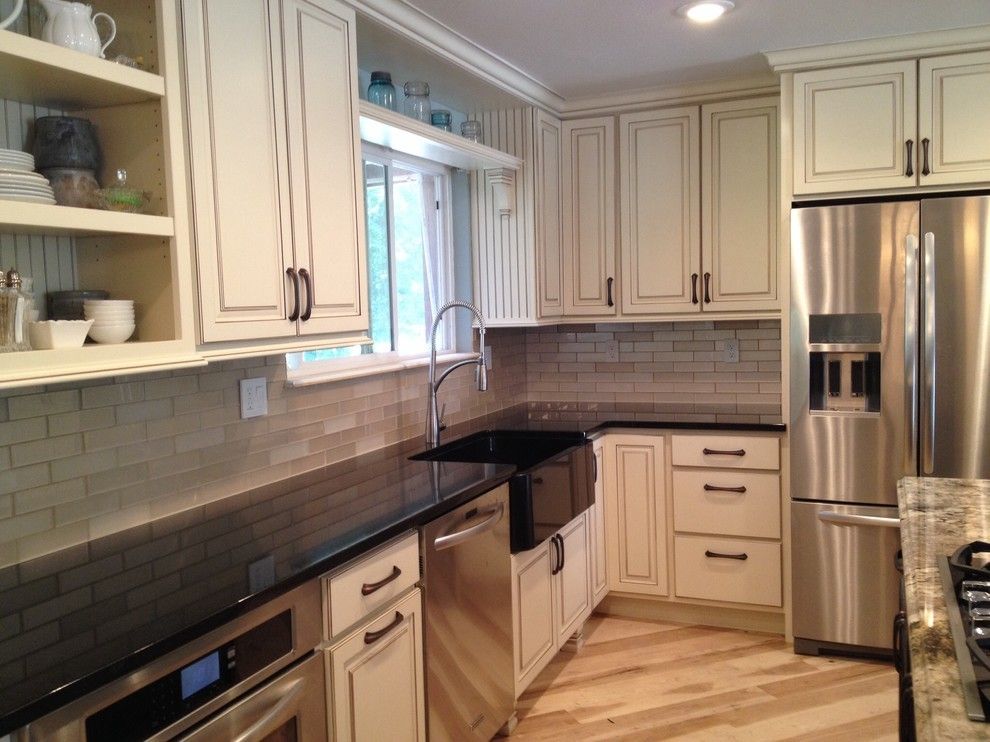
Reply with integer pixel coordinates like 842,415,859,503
898,477,990,740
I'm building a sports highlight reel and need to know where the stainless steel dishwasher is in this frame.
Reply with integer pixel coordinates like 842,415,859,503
421,483,513,741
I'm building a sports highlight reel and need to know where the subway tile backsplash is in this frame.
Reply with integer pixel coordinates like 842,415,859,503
0,320,779,566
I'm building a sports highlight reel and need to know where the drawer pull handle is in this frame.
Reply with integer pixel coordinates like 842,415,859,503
364,611,404,644
705,549,748,561
361,565,402,596
702,447,745,456
703,484,747,494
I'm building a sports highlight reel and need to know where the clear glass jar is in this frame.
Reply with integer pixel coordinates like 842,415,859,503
367,71,396,111
403,81,431,124
430,110,452,132
0,269,28,352
460,120,483,143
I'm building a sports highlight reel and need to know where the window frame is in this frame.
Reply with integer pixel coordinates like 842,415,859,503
287,144,458,382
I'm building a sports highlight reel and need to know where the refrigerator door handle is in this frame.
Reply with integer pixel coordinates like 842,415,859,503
818,511,901,529
904,234,919,474
922,231,936,474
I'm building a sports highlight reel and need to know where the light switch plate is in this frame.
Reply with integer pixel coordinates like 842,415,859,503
723,338,739,364
605,340,619,363
240,377,268,419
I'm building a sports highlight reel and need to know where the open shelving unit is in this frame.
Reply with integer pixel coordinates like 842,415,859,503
0,2,201,388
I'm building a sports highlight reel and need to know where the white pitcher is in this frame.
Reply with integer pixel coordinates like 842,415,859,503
39,0,116,58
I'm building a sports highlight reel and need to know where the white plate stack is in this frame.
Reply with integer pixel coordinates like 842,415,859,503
84,299,136,344
0,149,55,205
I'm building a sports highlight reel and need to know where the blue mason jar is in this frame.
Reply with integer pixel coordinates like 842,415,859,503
367,71,396,111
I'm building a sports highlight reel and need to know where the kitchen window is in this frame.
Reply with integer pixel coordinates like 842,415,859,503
287,146,459,381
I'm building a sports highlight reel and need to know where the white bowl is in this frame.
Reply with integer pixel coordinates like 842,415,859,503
85,310,135,320
88,322,135,344
84,298,133,305
28,319,94,349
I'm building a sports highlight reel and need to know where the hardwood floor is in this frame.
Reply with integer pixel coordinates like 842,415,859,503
510,613,898,741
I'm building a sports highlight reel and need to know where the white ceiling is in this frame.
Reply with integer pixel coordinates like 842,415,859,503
401,0,990,99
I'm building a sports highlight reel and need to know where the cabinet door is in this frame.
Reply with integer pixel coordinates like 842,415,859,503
702,98,779,311
328,589,426,741
793,61,917,194
511,539,556,696
590,440,608,606
554,511,591,646
561,117,616,316
605,435,667,596
281,0,368,335
536,109,564,319
182,0,296,342
619,107,700,314
919,51,990,186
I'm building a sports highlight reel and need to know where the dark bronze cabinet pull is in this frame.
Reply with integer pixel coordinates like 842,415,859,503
703,484,747,493
702,447,746,456
286,267,300,321
606,277,614,307
704,549,748,561
905,139,914,177
691,273,699,304
360,565,402,596
364,611,404,644
558,534,565,573
921,138,931,176
591,454,598,483
299,268,313,321
703,272,712,304
550,535,560,576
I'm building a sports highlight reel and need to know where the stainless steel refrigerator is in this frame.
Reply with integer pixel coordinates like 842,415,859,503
790,195,990,655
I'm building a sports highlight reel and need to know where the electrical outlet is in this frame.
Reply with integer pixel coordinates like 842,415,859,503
248,555,275,592
484,346,492,370
239,377,268,419
723,338,739,364
605,340,619,363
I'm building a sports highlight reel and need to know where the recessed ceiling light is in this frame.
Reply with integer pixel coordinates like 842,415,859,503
677,0,735,23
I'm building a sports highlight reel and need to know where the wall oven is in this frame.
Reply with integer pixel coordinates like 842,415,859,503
15,580,326,742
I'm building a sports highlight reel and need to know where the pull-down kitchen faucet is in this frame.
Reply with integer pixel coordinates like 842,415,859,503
426,300,487,446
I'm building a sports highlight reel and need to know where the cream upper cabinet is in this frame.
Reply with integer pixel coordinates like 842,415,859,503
792,61,917,194
183,0,367,345
327,588,426,741
919,51,990,186
536,109,565,319
619,107,700,314
604,434,667,596
701,98,779,311
562,116,617,316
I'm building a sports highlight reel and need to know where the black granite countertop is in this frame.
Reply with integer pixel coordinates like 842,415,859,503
0,402,784,734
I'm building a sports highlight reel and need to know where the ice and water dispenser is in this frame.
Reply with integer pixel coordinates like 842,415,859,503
807,313,881,415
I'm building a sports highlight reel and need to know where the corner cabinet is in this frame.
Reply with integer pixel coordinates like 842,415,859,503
182,0,368,347
561,117,617,317
790,51,990,195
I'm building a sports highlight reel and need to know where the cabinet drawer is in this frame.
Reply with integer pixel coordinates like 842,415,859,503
327,532,419,638
672,470,780,538
671,434,779,470
673,535,781,607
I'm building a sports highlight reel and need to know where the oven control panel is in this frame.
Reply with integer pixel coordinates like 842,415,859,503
86,610,292,740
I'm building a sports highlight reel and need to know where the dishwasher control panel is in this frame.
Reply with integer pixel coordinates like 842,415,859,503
86,610,292,740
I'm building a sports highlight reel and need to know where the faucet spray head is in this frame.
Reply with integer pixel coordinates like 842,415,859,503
477,326,488,391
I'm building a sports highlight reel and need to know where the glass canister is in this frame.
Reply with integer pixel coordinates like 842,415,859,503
367,71,397,111
460,120,483,143
403,81,431,124
430,110,452,132
0,269,28,352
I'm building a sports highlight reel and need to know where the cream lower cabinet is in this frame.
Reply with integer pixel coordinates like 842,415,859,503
670,434,782,608
327,588,426,741
182,0,367,346
791,51,990,194
604,434,667,596
589,439,608,606
512,510,592,695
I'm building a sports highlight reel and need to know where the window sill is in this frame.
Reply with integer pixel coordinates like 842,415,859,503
285,352,477,388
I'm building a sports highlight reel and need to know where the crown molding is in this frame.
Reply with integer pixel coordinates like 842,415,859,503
559,74,780,117
348,0,566,114
764,24,990,72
